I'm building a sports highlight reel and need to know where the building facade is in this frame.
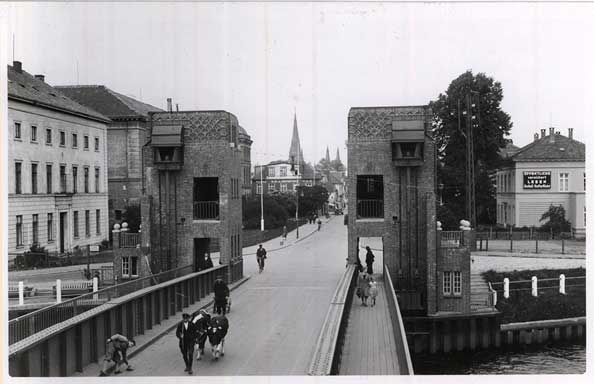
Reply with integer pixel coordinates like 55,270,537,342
7,61,111,255
496,127,585,237
138,110,244,277
251,113,321,195
56,85,163,231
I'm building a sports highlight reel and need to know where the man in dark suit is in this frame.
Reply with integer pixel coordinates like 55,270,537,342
176,313,198,374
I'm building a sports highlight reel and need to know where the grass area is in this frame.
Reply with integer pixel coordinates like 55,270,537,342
482,268,586,324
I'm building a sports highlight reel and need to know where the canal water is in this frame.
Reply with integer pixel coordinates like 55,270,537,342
412,342,586,374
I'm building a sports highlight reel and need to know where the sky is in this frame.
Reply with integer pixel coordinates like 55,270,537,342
2,1,594,167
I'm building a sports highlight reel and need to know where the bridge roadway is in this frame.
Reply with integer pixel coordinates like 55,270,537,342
81,217,349,376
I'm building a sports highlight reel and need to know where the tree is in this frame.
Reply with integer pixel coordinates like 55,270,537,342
242,195,290,230
431,71,513,226
330,159,345,172
539,205,571,234
123,203,141,232
296,185,329,217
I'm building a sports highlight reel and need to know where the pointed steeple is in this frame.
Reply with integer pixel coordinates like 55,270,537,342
325,146,330,162
335,148,341,162
289,111,304,165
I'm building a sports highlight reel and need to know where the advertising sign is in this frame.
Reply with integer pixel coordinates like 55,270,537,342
523,171,551,189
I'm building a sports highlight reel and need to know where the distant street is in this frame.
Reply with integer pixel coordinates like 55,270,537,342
110,217,347,376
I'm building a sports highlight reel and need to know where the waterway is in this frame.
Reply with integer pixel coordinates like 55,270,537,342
412,342,586,374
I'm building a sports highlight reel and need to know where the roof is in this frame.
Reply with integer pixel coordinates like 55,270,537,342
511,134,585,162
499,141,520,158
253,161,322,180
7,64,110,123
56,85,163,120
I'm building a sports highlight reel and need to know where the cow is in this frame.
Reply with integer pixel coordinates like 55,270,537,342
191,309,211,361
207,315,229,360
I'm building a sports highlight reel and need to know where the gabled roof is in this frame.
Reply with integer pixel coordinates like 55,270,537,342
7,64,110,123
499,141,520,159
512,134,585,162
55,85,162,120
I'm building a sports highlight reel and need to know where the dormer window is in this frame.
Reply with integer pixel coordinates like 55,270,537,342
391,120,425,166
152,124,184,166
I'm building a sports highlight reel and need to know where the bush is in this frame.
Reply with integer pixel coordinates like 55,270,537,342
243,196,289,230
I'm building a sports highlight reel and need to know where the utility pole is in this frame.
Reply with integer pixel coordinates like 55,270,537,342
296,147,300,239
465,92,477,228
260,163,264,231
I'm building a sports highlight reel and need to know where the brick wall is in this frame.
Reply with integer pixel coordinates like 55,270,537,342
436,246,471,313
347,106,437,315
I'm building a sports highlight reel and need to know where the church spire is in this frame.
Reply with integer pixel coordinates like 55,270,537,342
325,146,330,162
335,148,340,162
289,111,304,165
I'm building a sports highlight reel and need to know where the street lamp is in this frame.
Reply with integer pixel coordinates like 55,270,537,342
259,163,264,231
291,153,300,240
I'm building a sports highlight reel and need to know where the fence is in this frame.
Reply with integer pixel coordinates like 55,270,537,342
475,229,576,241
8,264,194,346
356,199,384,219
8,263,239,377
439,231,463,248
193,201,220,220
384,265,414,374
120,232,140,248
490,274,585,298
475,236,585,255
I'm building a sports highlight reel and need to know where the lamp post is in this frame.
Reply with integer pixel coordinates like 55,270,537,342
259,163,264,231
295,149,300,240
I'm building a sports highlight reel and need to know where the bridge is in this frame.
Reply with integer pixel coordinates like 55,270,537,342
8,217,412,376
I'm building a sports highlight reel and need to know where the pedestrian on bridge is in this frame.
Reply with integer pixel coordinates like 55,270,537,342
99,334,135,376
365,246,375,275
256,244,267,273
176,313,198,374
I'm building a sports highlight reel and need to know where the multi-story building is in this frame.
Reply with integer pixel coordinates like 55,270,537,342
138,109,244,276
55,85,163,231
7,61,111,255
238,125,253,197
252,113,321,195
496,127,585,237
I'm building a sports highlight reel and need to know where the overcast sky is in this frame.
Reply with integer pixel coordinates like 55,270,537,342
3,2,594,167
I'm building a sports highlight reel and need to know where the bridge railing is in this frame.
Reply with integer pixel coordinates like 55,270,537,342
384,264,414,375
8,264,194,345
9,262,242,377
308,264,357,375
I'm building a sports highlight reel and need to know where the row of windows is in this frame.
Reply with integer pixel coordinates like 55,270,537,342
255,180,314,194
15,210,101,248
14,122,101,151
268,166,290,177
443,271,462,296
498,172,584,192
14,162,101,194
498,203,514,223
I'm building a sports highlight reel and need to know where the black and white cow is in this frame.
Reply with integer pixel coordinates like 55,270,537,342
191,309,211,361
206,315,229,360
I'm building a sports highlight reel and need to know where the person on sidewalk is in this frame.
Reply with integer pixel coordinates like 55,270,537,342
365,246,375,275
176,313,198,374
213,276,230,315
256,244,267,273
99,334,135,376
317,218,322,231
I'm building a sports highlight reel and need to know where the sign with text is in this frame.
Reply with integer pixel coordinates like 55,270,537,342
523,171,551,189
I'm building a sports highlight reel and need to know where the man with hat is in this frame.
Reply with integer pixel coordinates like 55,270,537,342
176,313,198,374
213,275,230,315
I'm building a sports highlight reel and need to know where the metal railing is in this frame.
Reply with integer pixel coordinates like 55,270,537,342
193,201,220,220
356,199,384,219
8,264,194,345
121,232,140,248
439,231,462,248
384,265,414,374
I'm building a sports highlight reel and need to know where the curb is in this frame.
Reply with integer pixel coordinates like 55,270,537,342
103,275,251,375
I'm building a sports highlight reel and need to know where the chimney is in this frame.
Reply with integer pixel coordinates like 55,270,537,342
13,61,22,73
540,129,546,138
176,103,179,112
34,74,45,82
534,133,539,142
167,98,172,112
568,128,574,139
549,127,555,143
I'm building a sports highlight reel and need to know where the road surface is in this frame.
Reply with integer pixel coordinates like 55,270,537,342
117,216,347,376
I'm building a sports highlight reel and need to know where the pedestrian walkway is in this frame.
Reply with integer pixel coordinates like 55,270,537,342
339,274,400,375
